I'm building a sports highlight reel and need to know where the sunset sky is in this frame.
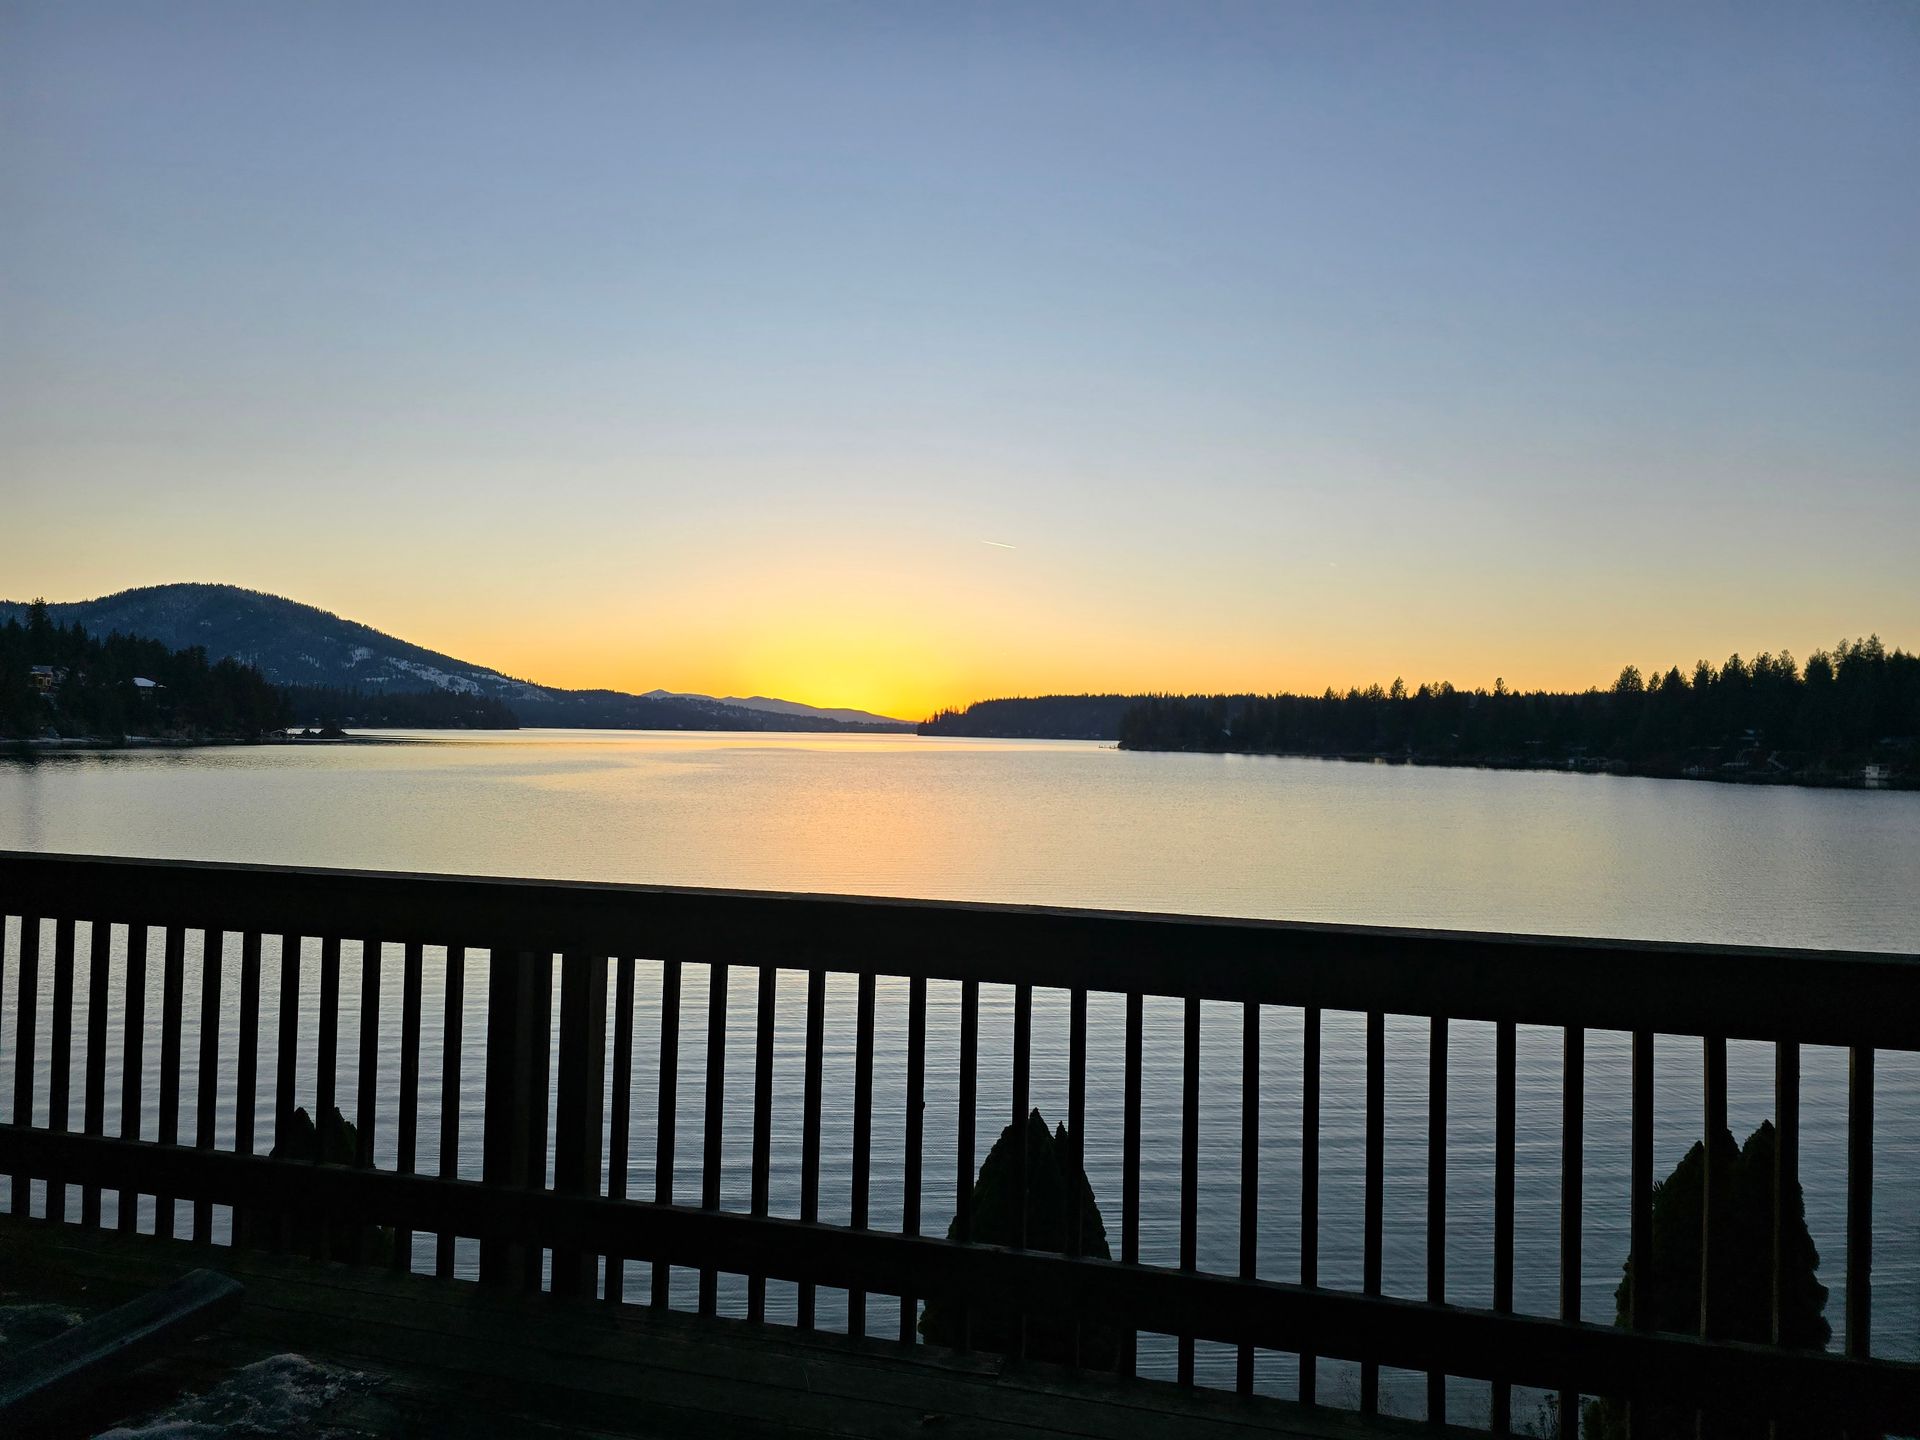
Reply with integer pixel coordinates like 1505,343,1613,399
4,3,1916,720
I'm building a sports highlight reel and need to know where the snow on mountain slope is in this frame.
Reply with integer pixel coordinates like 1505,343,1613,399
2,584,912,730
0,584,546,699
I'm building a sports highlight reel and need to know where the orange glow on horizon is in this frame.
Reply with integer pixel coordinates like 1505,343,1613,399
8,509,1914,725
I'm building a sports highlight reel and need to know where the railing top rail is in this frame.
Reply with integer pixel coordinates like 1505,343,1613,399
3,850,1916,1049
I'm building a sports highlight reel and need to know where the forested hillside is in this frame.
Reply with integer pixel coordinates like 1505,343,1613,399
2,602,285,740
279,687,520,730
919,695,1137,740
1116,639,1917,783
0,584,910,732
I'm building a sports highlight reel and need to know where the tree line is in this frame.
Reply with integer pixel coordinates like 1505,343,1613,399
1115,638,1917,779
2,602,286,740
920,695,1137,740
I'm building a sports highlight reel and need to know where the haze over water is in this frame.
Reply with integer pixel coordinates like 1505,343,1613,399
3,732,1916,1421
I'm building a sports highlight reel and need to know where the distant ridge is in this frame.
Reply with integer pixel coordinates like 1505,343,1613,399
643,689,905,727
0,585,910,733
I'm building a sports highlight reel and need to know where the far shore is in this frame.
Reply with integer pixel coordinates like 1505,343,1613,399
1,731,415,754
1113,741,1914,791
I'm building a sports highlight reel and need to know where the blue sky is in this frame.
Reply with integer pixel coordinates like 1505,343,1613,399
4,3,1916,713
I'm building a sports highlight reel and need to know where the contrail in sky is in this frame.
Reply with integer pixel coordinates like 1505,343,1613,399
980,539,1017,549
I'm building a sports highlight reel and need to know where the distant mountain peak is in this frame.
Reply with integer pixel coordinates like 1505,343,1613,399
643,687,906,726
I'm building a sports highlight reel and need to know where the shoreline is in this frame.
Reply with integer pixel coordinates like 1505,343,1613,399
1114,742,1913,790
1,733,412,754
6,731,1912,790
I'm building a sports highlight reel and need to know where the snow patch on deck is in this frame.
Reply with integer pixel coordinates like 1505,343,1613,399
95,1353,378,1439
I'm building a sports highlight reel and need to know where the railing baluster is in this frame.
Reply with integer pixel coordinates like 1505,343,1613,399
356,939,381,1171
1847,1045,1873,1360
1630,1030,1654,1335
192,926,223,1243
11,914,41,1215
393,939,423,1272
521,953,554,1289
956,977,978,1350
1561,1025,1584,1432
1237,999,1259,1397
316,937,340,1217
318,940,341,1159
156,923,185,1240
82,919,110,1229
236,933,260,1161
699,960,729,1316
552,950,608,1299
1361,1008,1384,1415
275,933,300,1150
435,944,465,1279
1772,1040,1799,1347
848,970,875,1337
480,946,550,1290
1492,1018,1516,1434
1011,979,1031,1361
901,973,927,1345
352,937,381,1263
118,923,147,1234
796,966,823,1328
652,957,682,1308
1068,983,1087,1367
1178,993,1199,1386
1427,1013,1447,1423
1300,1004,1320,1406
747,962,773,1322
1626,1027,1653,1437
605,955,635,1303
1121,989,1142,1379
48,916,75,1223
1702,1033,1727,1349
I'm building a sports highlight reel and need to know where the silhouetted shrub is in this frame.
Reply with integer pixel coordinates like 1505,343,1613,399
1585,1121,1832,1440
236,1105,393,1263
920,1109,1121,1368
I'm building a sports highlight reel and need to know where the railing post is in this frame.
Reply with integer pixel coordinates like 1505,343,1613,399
1492,1018,1516,1434
1561,1025,1584,1432
1847,1046,1874,1362
550,951,608,1299
11,913,42,1215
480,946,552,1289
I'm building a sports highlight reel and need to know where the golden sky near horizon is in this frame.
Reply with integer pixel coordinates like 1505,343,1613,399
6,460,1913,721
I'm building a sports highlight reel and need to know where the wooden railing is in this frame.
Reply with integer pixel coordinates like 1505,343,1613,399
2,851,1917,1433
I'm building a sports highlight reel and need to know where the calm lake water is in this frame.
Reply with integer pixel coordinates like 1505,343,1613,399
2,730,1917,1425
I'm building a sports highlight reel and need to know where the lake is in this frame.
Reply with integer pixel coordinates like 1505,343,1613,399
2,730,1916,1423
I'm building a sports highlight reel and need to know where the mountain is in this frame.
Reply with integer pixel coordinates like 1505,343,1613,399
1,584,546,700
0,585,910,732
643,690,906,727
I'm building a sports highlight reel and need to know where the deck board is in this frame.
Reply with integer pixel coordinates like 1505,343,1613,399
0,1218,1450,1439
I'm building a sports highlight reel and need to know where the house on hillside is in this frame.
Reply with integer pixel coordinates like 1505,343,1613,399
28,665,66,694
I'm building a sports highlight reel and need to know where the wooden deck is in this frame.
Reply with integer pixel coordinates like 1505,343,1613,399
0,1218,1442,1440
